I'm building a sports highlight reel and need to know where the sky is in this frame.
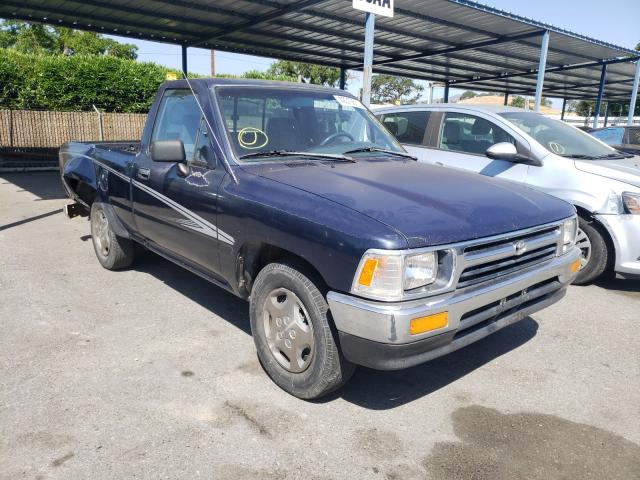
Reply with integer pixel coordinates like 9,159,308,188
106,0,640,103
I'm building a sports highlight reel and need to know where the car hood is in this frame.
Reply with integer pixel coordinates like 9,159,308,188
574,157,640,188
241,158,574,248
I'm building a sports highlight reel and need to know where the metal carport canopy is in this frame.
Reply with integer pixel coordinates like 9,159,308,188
2,0,639,103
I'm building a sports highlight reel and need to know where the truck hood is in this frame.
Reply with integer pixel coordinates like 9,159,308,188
574,157,640,188
241,158,574,248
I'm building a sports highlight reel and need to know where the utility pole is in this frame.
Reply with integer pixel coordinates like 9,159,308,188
210,49,215,77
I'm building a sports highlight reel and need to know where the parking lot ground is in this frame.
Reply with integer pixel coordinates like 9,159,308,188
1,172,639,480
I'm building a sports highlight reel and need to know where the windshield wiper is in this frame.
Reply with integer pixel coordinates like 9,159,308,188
239,150,355,162
559,154,598,160
343,146,417,160
595,152,634,159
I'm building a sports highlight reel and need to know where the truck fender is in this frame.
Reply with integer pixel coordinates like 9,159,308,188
100,201,131,239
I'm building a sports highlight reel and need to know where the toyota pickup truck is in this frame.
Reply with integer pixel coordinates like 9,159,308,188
60,79,581,399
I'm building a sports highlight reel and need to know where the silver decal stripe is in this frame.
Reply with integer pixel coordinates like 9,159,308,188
131,178,235,246
92,159,235,245
93,159,130,182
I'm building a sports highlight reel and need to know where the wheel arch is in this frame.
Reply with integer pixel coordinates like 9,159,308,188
235,242,328,299
574,205,616,271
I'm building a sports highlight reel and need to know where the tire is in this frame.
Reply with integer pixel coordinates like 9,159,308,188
249,262,355,400
573,216,609,285
90,201,135,270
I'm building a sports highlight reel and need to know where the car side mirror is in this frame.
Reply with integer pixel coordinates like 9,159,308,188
485,142,542,166
151,140,186,163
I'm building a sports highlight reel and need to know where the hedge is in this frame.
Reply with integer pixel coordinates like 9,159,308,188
0,49,297,113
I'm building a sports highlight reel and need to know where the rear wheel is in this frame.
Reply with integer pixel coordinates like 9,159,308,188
90,202,135,270
249,262,355,399
573,216,609,285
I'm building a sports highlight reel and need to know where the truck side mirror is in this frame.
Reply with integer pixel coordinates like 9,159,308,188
485,142,542,166
151,140,186,163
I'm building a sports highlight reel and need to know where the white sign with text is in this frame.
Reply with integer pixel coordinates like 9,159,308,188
352,0,394,18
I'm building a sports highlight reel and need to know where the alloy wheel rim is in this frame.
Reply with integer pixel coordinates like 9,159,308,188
262,288,314,373
575,227,591,269
93,209,111,257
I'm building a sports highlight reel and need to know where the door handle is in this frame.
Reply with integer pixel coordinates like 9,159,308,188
137,167,150,180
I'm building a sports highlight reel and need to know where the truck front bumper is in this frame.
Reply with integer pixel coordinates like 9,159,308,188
327,248,581,370
596,213,640,276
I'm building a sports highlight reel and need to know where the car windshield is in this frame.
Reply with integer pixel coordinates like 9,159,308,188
214,86,404,161
500,112,618,159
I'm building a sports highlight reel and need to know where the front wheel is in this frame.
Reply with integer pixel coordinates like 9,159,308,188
573,216,609,285
249,262,355,399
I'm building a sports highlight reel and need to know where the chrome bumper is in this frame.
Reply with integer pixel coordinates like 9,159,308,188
327,247,581,370
597,214,640,275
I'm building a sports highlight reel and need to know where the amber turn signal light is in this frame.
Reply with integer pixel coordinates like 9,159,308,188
570,259,581,274
410,312,449,335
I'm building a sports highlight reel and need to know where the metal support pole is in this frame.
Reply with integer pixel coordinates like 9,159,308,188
181,44,188,75
533,30,550,112
443,83,450,103
628,60,640,126
603,102,610,127
361,12,375,106
504,92,509,106
593,63,608,128
339,67,347,90
561,98,567,120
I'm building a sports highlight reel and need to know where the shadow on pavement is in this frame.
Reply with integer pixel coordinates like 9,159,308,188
93,239,540,408
333,318,539,410
0,171,66,201
0,208,62,232
595,276,640,293
133,249,251,335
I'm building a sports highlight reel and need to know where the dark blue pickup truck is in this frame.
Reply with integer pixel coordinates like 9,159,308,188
60,79,581,399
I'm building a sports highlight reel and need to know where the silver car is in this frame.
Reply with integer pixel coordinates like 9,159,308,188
375,104,640,284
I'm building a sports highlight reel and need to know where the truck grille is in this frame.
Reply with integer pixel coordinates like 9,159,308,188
457,226,561,289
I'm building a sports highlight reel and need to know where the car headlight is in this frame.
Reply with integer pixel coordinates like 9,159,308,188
351,250,452,301
560,216,578,254
622,192,640,214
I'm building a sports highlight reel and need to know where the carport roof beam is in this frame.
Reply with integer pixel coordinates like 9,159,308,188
190,0,326,47
3,0,640,103
449,56,640,87
593,63,608,129
533,30,550,112
628,61,640,126
369,29,546,68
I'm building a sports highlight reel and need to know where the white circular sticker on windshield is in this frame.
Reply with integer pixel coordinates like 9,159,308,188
548,141,565,154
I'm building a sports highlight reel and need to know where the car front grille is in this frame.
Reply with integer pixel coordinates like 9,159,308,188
457,225,561,289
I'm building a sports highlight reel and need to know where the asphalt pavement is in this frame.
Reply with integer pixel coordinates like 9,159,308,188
1,172,638,480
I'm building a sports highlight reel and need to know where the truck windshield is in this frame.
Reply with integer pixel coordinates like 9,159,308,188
214,86,404,160
500,112,619,159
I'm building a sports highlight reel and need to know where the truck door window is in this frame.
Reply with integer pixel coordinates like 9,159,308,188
438,112,515,155
192,118,216,167
151,90,201,159
379,111,430,145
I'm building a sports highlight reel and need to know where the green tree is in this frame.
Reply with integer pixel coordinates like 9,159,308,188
267,60,341,86
460,91,476,100
371,74,423,104
0,20,137,59
510,96,525,108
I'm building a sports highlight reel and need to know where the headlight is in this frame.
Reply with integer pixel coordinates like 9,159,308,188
622,192,640,214
351,250,450,301
560,216,578,254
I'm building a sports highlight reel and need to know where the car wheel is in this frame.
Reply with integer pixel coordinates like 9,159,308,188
90,201,135,270
249,262,355,399
573,216,609,285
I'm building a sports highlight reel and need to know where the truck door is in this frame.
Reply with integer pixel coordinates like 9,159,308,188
132,89,226,277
